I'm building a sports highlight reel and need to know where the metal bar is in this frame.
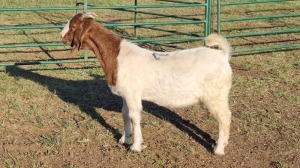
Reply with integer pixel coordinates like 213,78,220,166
3,29,297,49
134,0,138,37
0,6,81,11
83,0,88,60
222,13,300,22
0,36,206,49
224,28,300,38
157,0,202,4
102,20,207,27
0,42,64,48
145,42,185,50
129,37,204,43
222,0,297,6
217,0,221,34
0,25,63,30
87,3,206,10
233,43,300,54
83,0,88,12
204,0,208,37
0,2,205,11
0,20,206,31
115,8,200,21
137,25,202,37
0,58,98,66
206,0,212,36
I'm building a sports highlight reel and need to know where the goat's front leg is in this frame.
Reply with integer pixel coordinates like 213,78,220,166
119,98,132,145
125,96,143,152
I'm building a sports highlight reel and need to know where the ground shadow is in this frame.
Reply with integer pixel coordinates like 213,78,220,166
5,66,215,153
6,66,122,140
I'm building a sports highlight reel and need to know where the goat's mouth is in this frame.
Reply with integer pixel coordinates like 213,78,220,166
61,37,71,45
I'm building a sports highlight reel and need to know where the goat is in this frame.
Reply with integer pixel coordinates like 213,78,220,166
61,12,232,155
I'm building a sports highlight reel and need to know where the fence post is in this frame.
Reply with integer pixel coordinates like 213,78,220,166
134,0,138,38
83,0,88,61
217,0,221,34
83,0,88,12
205,0,212,37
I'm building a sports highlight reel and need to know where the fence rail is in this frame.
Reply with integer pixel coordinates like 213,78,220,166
217,0,300,54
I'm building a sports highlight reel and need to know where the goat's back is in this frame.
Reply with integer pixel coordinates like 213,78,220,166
114,41,232,108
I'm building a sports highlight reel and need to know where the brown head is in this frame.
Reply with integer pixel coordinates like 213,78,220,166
60,12,122,86
60,12,97,44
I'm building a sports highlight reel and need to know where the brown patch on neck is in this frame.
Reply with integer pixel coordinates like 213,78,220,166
71,19,122,86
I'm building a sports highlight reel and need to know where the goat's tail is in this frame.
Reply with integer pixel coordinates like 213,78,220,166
205,33,232,61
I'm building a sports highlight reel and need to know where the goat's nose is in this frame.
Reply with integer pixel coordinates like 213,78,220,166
61,36,65,43
60,33,65,38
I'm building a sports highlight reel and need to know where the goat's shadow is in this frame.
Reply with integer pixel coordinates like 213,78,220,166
5,66,215,153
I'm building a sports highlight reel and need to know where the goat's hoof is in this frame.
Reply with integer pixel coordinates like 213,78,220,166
130,145,142,152
214,148,225,155
130,144,147,152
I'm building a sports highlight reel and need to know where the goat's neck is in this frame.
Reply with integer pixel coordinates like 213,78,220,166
88,28,122,86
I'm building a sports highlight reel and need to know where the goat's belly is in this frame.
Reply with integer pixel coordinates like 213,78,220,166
142,88,200,108
141,73,202,108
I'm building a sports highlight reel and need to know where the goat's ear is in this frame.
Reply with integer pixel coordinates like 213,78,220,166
70,25,84,49
83,12,97,19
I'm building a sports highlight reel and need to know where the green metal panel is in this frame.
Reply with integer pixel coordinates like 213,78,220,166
4,0,298,66
0,0,210,66
217,0,300,54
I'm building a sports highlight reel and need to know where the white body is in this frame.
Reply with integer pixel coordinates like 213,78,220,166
112,36,232,155
112,41,231,108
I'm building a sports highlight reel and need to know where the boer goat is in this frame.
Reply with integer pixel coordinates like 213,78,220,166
61,12,232,155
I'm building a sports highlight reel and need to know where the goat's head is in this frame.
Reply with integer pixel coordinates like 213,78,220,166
61,12,97,44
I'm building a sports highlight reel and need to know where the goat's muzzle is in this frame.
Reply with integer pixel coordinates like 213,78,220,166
61,36,71,45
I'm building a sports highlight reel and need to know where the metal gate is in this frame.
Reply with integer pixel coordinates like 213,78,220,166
217,0,300,55
0,0,211,66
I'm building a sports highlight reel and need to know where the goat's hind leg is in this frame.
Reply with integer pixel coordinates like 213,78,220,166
119,98,132,145
206,99,231,155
